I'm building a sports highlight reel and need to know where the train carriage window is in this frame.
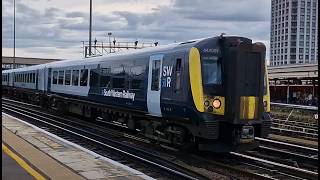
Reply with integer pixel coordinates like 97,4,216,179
24,74,27,83
30,73,33,83
112,77,125,88
151,60,161,91
100,68,111,88
72,70,79,86
33,73,35,83
65,70,71,85
175,58,182,92
130,66,144,90
89,69,99,87
58,70,64,85
53,71,58,84
80,69,88,86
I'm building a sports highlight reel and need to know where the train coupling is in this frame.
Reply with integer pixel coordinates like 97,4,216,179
239,125,254,143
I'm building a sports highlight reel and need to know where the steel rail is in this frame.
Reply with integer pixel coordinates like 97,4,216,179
271,102,318,111
2,104,206,180
255,137,318,152
230,151,318,180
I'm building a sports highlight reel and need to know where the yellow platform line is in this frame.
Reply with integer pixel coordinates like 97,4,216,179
2,143,46,180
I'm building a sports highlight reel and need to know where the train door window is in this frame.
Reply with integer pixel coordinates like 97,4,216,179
100,68,111,88
151,60,161,91
53,71,58,84
58,70,64,85
80,69,88,86
175,58,182,92
72,70,79,86
65,70,71,85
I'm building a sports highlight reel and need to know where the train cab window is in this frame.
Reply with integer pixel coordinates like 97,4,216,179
72,70,79,86
53,71,58,84
202,58,222,85
175,58,182,92
100,68,111,88
80,69,88,86
65,70,71,85
151,60,161,91
58,70,64,85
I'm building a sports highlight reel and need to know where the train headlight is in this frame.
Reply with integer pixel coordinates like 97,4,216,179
212,99,221,109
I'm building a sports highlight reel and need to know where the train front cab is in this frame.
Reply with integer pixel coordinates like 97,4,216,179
189,37,271,152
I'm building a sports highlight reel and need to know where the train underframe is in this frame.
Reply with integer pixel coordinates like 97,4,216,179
3,87,271,152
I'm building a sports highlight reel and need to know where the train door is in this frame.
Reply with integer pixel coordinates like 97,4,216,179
147,54,163,117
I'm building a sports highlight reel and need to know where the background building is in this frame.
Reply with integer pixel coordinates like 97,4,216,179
2,56,62,70
270,0,318,66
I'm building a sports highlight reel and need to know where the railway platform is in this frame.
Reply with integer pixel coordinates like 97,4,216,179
2,113,152,180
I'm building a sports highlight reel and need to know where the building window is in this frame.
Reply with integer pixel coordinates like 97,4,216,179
299,35,304,40
300,28,304,33
299,55,303,59
305,55,309,59
299,48,303,53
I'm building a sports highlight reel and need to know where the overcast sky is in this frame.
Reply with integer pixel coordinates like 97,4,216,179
2,0,271,60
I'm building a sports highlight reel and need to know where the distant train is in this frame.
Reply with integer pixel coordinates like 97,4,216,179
2,35,271,152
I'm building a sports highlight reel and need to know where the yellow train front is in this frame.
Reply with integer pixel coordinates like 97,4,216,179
170,36,271,152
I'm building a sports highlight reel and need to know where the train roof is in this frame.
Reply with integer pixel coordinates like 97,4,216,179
2,36,226,74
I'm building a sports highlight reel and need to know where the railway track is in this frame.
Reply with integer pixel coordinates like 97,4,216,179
2,98,318,180
2,99,207,180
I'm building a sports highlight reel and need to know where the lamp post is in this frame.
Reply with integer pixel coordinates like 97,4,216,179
13,0,16,69
107,32,112,53
88,0,92,57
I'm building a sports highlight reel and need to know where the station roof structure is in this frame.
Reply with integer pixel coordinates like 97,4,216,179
267,63,318,79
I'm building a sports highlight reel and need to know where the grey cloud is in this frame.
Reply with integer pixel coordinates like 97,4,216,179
3,0,271,59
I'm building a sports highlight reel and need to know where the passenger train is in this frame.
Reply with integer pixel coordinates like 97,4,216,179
2,35,271,152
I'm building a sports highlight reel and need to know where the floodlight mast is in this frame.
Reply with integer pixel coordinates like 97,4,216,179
88,0,92,57
13,0,16,69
